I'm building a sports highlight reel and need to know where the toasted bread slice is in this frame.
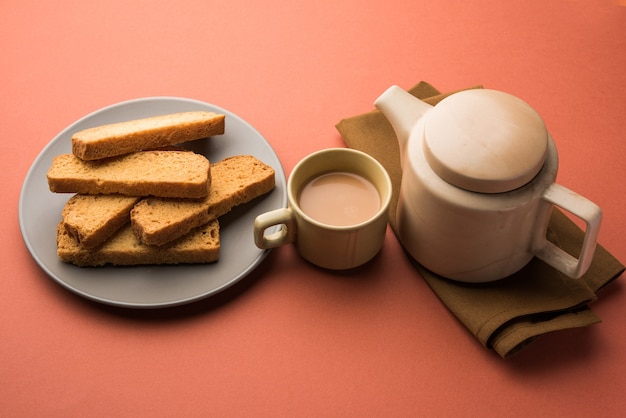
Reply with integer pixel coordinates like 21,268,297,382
131,155,275,246
57,220,220,266
72,111,225,160
47,150,211,198
62,194,141,249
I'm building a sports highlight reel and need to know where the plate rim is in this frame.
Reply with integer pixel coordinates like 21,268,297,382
18,96,287,309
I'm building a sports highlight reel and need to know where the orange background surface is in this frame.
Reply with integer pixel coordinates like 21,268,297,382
2,0,625,416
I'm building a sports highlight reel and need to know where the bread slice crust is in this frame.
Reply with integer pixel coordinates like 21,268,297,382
57,220,220,266
72,111,225,160
47,150,211,198
131,155,275,246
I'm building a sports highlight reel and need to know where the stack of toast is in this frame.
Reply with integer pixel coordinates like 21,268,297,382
47,111,276,267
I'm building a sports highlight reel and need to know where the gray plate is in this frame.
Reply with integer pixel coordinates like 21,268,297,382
19,97,287,308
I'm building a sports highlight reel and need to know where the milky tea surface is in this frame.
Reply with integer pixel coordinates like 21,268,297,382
298,172,380,226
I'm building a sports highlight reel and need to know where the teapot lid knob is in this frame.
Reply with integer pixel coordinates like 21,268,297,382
423,89,548,193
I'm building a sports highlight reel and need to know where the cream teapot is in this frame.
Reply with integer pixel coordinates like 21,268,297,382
374,86,602,282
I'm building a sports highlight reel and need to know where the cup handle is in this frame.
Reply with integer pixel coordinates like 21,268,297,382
254,208,297,249
531,183,602,278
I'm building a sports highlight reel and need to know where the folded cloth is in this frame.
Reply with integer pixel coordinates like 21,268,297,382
336,81,624,358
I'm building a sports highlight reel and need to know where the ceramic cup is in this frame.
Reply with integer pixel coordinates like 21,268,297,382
254,148,392,270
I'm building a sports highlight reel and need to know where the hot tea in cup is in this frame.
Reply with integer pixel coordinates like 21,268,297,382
298,171,380,227
254,148,392,270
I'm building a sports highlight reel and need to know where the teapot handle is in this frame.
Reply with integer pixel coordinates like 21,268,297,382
531,183,602,279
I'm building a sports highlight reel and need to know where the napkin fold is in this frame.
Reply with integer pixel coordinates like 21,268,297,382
336,81,624,358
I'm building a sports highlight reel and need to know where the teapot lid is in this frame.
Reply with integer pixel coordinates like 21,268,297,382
423,89,548,193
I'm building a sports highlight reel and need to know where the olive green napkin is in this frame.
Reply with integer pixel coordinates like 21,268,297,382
336,81,624,358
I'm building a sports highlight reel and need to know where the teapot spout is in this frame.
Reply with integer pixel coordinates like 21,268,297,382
374,85,433,156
